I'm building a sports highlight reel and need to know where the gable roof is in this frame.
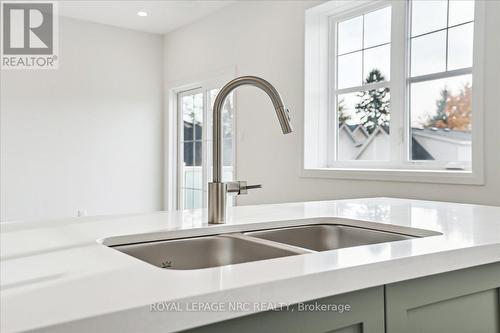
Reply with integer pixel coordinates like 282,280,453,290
352,125,369,138
411,127,471,143
411,137,434,160
338,123,469,161
339,123,366,146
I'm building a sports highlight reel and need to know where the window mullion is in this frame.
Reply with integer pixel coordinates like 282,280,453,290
328,16,338,166
336,81,389,95
177,93,184,209
408,67,472,84
389,0,408,165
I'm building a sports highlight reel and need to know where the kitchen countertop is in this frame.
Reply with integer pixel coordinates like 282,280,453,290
1,197,500,332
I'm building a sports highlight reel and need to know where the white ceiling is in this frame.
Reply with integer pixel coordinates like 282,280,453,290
59,1,233,34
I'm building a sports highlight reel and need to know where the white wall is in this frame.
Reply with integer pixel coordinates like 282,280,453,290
0,17,164,221
163,0,500,207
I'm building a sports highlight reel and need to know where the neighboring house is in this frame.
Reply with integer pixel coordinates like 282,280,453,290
183,120,202,166
338,124,366,160
338,123,471,162
183,120,232,166
355,126,390,160
411,127,471,161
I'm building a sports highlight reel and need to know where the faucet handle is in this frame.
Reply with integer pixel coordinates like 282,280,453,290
245,184,262,190
226,181,262,195
239,181,262,195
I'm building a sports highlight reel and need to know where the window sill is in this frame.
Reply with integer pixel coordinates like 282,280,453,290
301,168,484,185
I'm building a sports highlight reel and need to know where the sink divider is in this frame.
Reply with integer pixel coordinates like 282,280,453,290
220,233,316,255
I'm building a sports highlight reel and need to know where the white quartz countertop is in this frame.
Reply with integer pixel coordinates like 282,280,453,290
2,197,500,333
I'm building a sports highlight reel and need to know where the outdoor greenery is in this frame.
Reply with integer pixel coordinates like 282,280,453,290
354,69,390,134
425,84,472,131
337,97,350,124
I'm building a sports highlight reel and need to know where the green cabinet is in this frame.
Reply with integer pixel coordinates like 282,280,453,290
184,263,500,333
185,287,385,333
385,262,500,333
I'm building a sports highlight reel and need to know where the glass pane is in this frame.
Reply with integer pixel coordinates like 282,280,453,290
192,167,202,189
448,23,474,70
184,168,194,189
179,91,206,210
364,6,391,48
207,90,218,144
183,141,193,166
208,88,234,181
411,0,447,37
222,93,233,169
193,122,202,140
183,119,193,141
192,190,203,209
363,44,390,81
193,93,203,140
194,141,202,166
182,95,194,141
449,0,474,26
338,51,362,89
223,138,232,167
411,31,446,77
222,94,233,139
337,88,390,161
206,139,213,183
338,15,363,55
410,74,472,162
184,189,194,209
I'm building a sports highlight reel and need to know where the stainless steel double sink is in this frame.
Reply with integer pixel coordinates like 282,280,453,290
107,220,441,270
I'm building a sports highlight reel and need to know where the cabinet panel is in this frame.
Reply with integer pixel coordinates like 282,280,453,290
406,289,498,332
386,262,500,333
184,287,384,333
326,323,362,333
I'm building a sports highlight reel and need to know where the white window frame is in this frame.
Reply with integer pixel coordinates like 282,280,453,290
328,1,395,168
164,68,237,210
176,87,206,210
303,0,485,185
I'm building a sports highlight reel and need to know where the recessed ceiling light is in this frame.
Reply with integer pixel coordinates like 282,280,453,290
137,11,148,17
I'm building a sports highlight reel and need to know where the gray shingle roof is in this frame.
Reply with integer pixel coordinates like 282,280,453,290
411,127,471,141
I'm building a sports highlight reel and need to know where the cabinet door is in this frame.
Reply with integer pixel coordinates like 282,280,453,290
386,262,500,333
185,286,384,333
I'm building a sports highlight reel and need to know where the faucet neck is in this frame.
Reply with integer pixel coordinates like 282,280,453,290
212,76,287,183
208,76,292,224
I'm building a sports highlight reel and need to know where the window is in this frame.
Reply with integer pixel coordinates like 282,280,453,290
304,0,484,184
177,87,234,209
409,0,474,164
334,6,392,161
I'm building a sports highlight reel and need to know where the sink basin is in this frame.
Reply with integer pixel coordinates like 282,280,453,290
112,235,302,270
245,224,415,252
105,219,439,270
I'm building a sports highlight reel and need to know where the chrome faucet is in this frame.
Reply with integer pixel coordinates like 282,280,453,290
208,76,293,224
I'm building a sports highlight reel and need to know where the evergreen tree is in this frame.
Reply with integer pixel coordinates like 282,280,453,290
338,97,350,124
427,88,449,128
355,69,390,134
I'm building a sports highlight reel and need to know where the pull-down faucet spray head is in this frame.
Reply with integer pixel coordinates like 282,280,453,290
275,104,293,134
